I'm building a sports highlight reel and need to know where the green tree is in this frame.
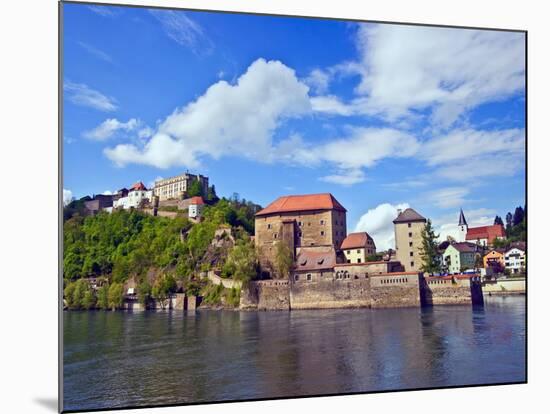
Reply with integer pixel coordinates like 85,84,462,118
419,219,441,274
494,215,504,225
108,282,124,310
137,279,152,307
222,240,258,282
97,285,109,310
274,241,293,279
152,274,177,309
64,282,77,309
82,289,97,310
187,180,203,197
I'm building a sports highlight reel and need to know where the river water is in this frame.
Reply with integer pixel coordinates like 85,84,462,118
63,296,526,411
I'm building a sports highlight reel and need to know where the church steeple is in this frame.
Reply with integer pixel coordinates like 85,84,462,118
458,208,467,226
457,208,468,242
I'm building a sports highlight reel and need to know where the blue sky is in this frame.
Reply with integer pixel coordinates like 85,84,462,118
62,3,526,249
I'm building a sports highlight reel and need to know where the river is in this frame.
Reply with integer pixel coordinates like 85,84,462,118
63,296,526,411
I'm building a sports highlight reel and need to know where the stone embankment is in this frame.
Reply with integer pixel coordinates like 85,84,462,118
240,273,484,311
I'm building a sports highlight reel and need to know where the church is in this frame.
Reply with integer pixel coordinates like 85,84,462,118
456,209,506,247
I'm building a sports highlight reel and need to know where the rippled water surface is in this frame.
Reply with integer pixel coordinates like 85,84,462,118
63,296,526,411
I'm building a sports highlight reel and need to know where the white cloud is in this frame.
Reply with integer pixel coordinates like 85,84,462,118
137,126,154,139
102,190,113,195
422,128,525,180
88,5,118,17
105,58,311,168
350,24,525,126
64,81,117,112
354,202,410,250
311,95,354,116
305,68,331,94
63,189,73,206
83,118,139,141
149,9,212,54
425,187,471,209
320,168,365,186
78,41,113,64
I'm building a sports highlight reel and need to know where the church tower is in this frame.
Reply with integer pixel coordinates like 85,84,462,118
457,208,468,242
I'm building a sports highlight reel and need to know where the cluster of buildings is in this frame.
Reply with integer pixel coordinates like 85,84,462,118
82,172,209,221
441,210,526,276
253,193,526,281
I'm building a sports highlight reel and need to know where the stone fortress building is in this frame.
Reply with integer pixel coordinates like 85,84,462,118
245,193,484,310
393,208,427,272
254,193,347,276
153,172,209,201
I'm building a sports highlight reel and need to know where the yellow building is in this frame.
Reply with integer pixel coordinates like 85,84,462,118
153,172,208,201
393,208,427,272
341,232,376,264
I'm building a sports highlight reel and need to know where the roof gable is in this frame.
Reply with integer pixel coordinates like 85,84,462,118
341,232,373,249
393,208,426,224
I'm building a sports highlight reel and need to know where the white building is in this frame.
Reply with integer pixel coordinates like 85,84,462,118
153,173,209,201
188,196,205,220
504,247,526,274
113,182,152,210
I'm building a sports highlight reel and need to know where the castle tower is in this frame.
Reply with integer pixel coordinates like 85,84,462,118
393,208,427,273
457,208,468,242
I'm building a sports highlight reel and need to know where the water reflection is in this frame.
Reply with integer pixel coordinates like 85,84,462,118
64,297,526,411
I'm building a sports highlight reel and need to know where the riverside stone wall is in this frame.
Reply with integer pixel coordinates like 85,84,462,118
421,276,484,306
240,273,482,310
290,279,372,309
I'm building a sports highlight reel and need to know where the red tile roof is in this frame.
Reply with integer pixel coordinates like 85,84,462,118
256,193,346,216
466,224,505,243
340,232,374,250
130,181,147,191
189,196,205,205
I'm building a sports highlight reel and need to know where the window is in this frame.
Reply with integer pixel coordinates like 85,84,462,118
273,233,278,239
410,261,415,267
357,258,361,263
320,231,325,236
357,249,360,253
408,223,412,228
298,221,302,226
410,252,414,257
298,232,302,237
347,259,351,263
306,274,312,281
408,232,413,237
294,275,299,281
267,224,272,229
320,220,325,225
409,242,413,247
347,250,351,254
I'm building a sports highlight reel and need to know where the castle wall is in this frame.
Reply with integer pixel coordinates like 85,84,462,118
256,280,291,311
290,279,372,309
421,276,484,306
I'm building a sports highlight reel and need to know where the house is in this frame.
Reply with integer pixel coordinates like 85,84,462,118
341,232,376,264
456,209,506,246
113,182,153,209
188,196,205,220
254,193,347,277
483,249,505,272
443,242,481,274
504,247,526,274
153,172,209,201
393,208,427,272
